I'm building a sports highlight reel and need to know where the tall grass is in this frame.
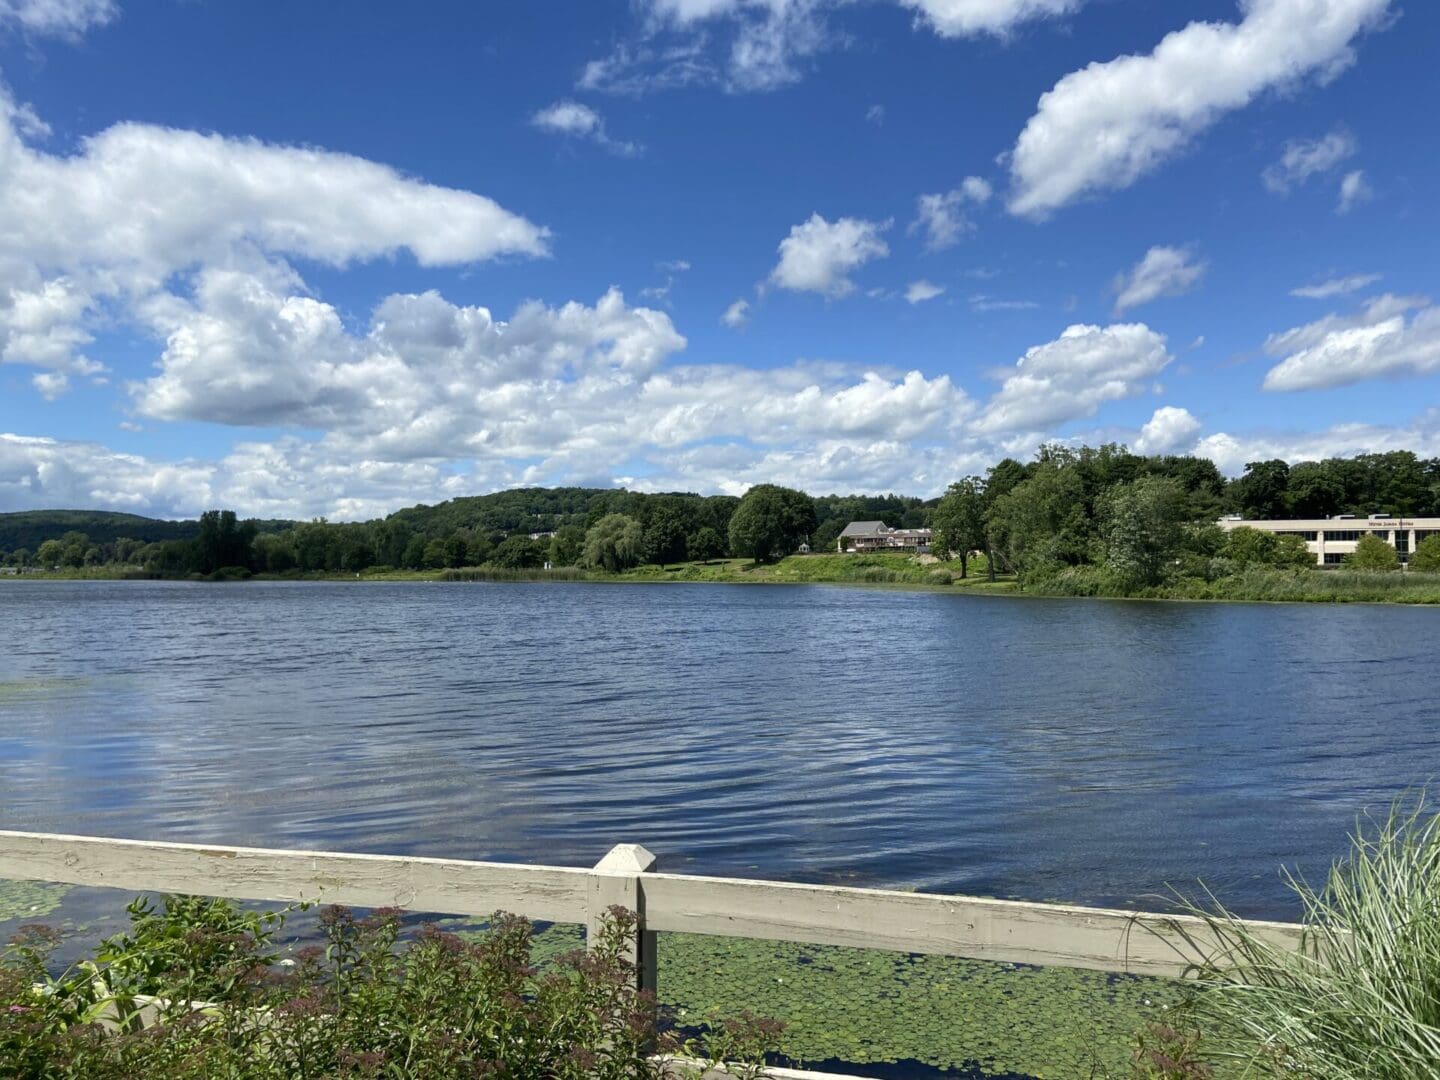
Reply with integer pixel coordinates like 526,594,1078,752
440,565,590,582
1178,799,1440,1077
1032,566,1440,604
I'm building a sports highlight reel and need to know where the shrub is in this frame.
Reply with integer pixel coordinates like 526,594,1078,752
1410,534,1440,573
1,897,780,1079
1344,533,1401,572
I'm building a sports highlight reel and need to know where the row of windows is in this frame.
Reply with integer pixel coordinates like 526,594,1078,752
1276,530,1319,541
1324,530,1363,541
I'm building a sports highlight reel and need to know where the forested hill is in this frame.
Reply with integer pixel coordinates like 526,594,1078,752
0,510,200,550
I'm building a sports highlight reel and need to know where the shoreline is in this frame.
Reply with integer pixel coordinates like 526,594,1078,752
7,561,1440,607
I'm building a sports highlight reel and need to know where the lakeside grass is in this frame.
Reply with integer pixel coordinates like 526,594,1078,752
12,555,1440,605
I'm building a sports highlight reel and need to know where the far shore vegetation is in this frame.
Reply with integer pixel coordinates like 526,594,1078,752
5,445,1440,603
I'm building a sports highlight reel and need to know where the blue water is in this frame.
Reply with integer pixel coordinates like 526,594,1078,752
2,580,1438,920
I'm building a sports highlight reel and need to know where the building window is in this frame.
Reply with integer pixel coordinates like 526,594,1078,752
1324,530,1361,542
1370,531,1390,541
1323,553,1347,565
1277,531,1318,541
1396,532,1411,554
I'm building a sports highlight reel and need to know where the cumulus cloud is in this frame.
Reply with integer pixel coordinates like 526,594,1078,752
1134,405,1202,454
974,322,1172,433
1113,245,1206,314
1262,294,1440,391
1291,273,1380,298
0,0,115,37
1007,0,1392,218
910,177,992,251
721,297,751,328
769,214,890,298
905,280,945,304
1262,128,1357,193
898,0,1082,37
0,89,547,391
530,100,640,156
1195,410,1440,474
1336,168,1372,213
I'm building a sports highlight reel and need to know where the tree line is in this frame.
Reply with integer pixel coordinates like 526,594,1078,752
4,449,1439,579
931,445,1440,590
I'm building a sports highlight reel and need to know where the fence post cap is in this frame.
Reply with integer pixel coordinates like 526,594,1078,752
594,843,657,873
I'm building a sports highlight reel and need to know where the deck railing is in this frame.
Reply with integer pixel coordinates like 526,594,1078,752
0,829,1303,989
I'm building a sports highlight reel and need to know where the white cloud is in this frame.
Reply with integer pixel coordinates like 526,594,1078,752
588,0,1086,95
1336,168,1372,213
531,100,640,156
1195,410,1440,474
910,177,992,251
974,322,1172,433
1134,405,1202,454
898,0,1082,37
1007,0,1392,217
0,0,115,37
721,297,751,328
1291,273,1380,298
769,213,890,298
1262,294,1440,391
866,104,885,125
1113,245,1206,314
905,280,945,304
1262,128,1357,193
970,294,1038,312
0,90,547,391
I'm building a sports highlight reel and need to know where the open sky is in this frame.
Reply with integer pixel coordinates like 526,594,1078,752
0,0,1435,520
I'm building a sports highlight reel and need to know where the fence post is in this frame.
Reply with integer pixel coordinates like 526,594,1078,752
588,843,658,994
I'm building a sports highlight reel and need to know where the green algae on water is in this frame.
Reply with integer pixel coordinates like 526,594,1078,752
0,879,72,923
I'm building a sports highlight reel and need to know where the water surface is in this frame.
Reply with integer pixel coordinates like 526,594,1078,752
2,580,1437,920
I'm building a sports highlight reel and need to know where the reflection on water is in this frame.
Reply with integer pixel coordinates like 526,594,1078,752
1,580,1438,920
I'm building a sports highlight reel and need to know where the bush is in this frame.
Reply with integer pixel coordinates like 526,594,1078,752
1,897,780,1079
1344,532,1401,572
1410,534,1440,573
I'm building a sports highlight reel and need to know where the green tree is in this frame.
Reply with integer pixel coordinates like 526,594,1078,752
1410,534,1440,573
727,484,816,563
401,535,427,570
36,539,62,568
582,514,644,572
1344,533,1401,572
1099,476,1186,587
547,525,586,567
986,462,1085,586
931,477,987,579
421,538,449,570
642,506,688,566
687,526,726,563
490,535,544,569
1229,460,1290,519
196,511,256,573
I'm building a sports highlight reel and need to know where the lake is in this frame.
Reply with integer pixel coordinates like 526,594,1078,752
2,579,1438,920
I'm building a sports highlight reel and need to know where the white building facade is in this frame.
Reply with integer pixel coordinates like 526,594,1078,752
1217,516,1440,566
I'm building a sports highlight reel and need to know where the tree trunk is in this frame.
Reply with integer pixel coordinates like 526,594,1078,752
986,545,996,583
959,552,968,579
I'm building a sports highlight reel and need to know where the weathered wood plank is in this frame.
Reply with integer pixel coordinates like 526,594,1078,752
639,872,1302,977
0,831,590,923
0,831,1305,977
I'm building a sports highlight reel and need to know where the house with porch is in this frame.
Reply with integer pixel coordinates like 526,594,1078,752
837,521,933,554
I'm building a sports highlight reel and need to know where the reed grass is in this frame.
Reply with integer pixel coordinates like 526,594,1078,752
1176,798,1440,1077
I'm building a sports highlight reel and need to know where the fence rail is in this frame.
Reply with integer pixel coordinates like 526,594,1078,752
0,829,1305,984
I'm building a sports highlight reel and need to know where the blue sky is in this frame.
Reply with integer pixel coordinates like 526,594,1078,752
0,0,1436,519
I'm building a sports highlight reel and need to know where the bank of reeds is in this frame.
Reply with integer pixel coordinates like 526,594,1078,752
440,565,590,582
1032,566,1440,604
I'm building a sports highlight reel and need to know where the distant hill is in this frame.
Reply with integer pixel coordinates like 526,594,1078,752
385,487,641,536
0,510,295,552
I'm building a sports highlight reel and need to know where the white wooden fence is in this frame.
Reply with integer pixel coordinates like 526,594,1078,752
0,830,1306,1077
0,829,1304,979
